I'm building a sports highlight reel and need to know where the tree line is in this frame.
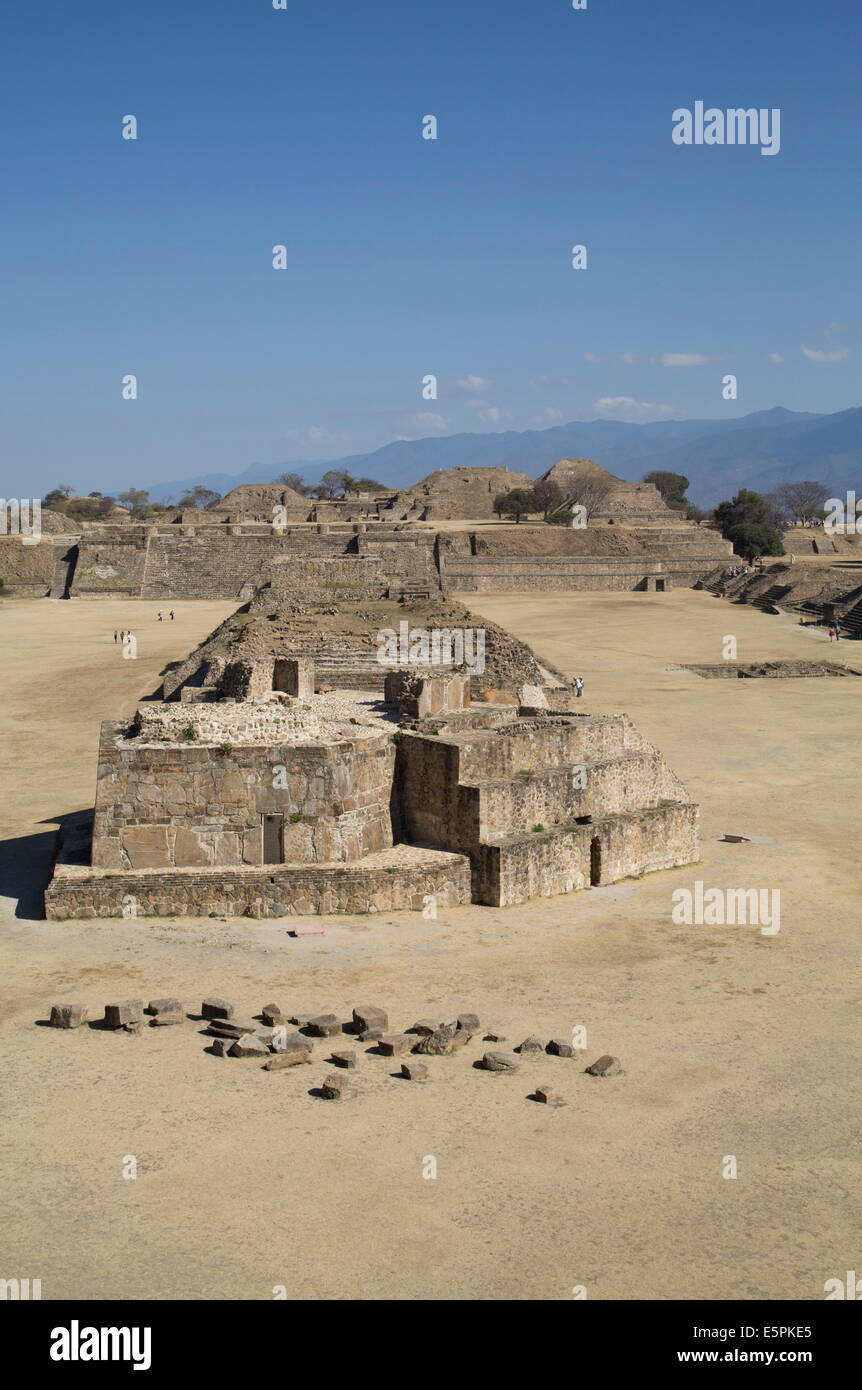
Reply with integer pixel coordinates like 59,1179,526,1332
490,471,833,559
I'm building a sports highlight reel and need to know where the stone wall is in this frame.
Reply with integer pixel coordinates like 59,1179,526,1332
46,850,471,919
91,720,394,870
476,802,700,906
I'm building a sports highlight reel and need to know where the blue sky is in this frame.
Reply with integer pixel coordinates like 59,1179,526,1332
2,0,860,497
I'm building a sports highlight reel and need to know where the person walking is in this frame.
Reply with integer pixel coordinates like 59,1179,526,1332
169,610,175,621
575,676,585,699
157,610,163,622
828,627,836,642
113,630,118,643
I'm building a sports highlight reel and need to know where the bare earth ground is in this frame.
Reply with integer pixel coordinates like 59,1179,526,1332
0,592,859,1302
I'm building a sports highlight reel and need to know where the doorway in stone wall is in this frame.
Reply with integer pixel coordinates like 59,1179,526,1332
590,836,602,886
262,813,284,864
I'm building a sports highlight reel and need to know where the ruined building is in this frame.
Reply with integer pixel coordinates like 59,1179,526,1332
46,595,699,920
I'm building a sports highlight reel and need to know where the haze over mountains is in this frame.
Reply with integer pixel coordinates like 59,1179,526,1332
149,406,862,507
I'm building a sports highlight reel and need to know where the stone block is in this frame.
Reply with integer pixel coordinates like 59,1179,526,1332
482,1051,520,1072
104,1000,144,1029
261,1004,286,1026
308,1013,340,1037
150,1011,183,1027
173,826,211,867
320,1072,351,1099
146,998,182,1016
201,997,233,1020
331,1051,357,1069
49,1004,88,1029
517,1036,544,1054
379,1034,412,1057
401,1061,429,1082
413,1024,456,1056
122,825,171,869
456,1013,480,1035
228,1037,269,1059
547,1039,575,1057
585,1054,622,1077
264,1050,312,1070
352,1004,388,1033
534,1085,562,1105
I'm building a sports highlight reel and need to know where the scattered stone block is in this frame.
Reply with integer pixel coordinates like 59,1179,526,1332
456,1013,480,1035
379,1034,412,1057
122,1021,144,1035
320,1072,351,1099
271,1031,313,1054
331,1050,357,1069
517,1036,544,1054
290,1013,315,1027
207,1019,258,1038
261,1004,287,1026
228,1036,269,1059
450,1030,471,1051
408,1019,441,1036
483,1032,506,1043
482,1051,520,1072
401,1061,429,1082
265,1050,312,1070
146,998,182,1017
352,1004,388,1034
201,997,233,1021
308,1013,340,1037
49,1004,88,1029
211,1038,230,1057
358,1027,383,1042
414,1024,456,1056
585,1054,622,1077
104,1000,144,1029
547,1039,575,1057
150,1011,183,1027
534,1085,563,1105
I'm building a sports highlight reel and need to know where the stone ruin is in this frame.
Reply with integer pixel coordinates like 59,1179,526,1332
47,630,699,918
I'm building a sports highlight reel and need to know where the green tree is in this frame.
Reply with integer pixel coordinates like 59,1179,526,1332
643,470,690,505
276,472,309,494
177,486,222,510
495,488,540,523
727,522,785,561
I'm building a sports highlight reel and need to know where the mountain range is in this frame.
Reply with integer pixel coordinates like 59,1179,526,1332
147,406,862,507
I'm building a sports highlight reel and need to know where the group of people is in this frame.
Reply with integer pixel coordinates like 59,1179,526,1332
113,630,132,643
156,610,175,621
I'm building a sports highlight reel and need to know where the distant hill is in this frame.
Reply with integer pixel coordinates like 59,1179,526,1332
148,405,861,507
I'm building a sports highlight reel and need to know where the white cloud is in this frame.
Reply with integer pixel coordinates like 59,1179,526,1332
534,407,564,424
583,352,599,363
768,352,784,363
593,396,675,423
408,411,450,432
801,346,849,362
454,375,491,391
651,352,710,367
618,351,638,365
478,406,502,425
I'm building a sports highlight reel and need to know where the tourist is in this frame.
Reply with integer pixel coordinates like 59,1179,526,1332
113,630,118,643
169,610,175,621
828,627,836,641
575,676,585,699
157,610,163,622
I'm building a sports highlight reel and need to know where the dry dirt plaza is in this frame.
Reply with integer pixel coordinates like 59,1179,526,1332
0,590,859,1301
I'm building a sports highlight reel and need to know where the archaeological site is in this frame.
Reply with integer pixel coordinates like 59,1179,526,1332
29,460,716,923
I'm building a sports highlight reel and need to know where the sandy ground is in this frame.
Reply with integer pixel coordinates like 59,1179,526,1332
0,592,859,1302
